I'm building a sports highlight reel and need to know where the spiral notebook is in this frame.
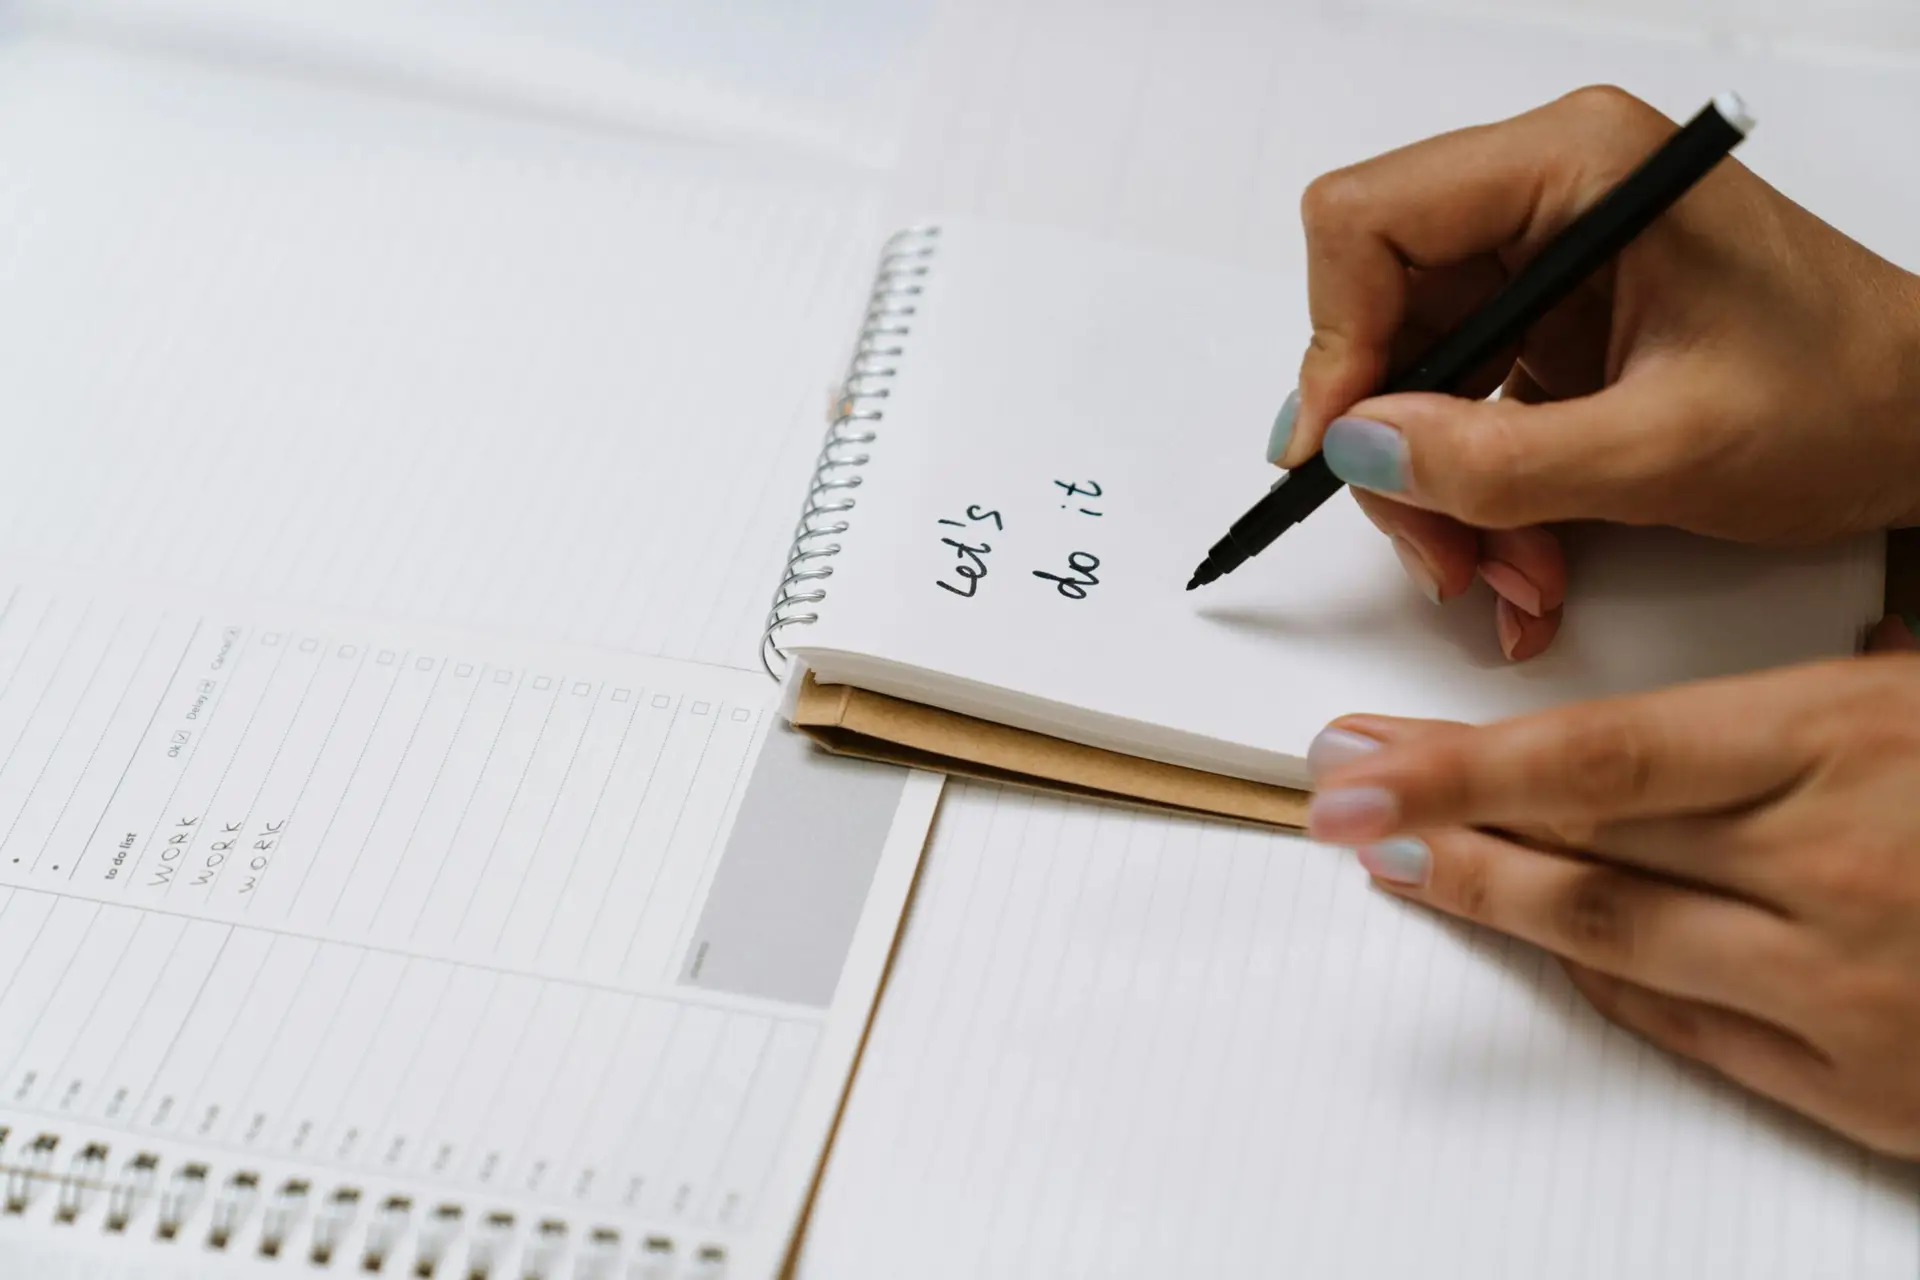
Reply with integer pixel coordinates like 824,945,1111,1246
764,218,1886,824
0,564,941,1280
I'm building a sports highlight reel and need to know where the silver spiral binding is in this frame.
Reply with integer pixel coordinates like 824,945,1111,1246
760,224,941,678
363,1194,411,1272
308,1185,359,1264
53,1142,106,1224
256,1177,307,1257
415,1200,464,1274
206,1170,258,1248
103,1151,157,1231
154,1160,206,1239
0,1127,721,1278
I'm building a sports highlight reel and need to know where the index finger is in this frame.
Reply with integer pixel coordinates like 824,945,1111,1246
1284,85,1676,467
1307,665,1832,841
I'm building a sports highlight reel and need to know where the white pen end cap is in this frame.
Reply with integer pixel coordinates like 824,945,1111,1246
1713,90,1755,136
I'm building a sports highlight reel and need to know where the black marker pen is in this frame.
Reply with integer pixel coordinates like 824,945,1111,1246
1187,91,1754,591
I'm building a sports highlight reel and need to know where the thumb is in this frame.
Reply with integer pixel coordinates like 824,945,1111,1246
1322,384,1692,529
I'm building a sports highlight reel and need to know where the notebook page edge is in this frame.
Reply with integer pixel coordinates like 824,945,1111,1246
791,645,1310,789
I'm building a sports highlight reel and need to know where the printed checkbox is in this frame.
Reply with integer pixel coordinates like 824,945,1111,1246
456,663,474,677
572,682,591,696
651,694,672,709
171,730,190,745
612,688,631,703
494,669,512,684
262,632,282,646
377,650,396,665
299,638,318,653
533,676,553,691
731,707,752,722
690,701,711,716
417,657,434,672
339,645,356,659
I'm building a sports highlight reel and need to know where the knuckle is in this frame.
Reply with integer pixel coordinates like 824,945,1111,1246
1417,736,1482,814
1299,168,1369,234
1306,324,1353,364
1435,406,1530,525
1547,88,1679,198
1552,869,1636,963
1639,992,1704,1056
1801,839,1904,923
1540,816,1601,849
1554,715,1657,809
1448,846,1495,922
1559,84,1659,133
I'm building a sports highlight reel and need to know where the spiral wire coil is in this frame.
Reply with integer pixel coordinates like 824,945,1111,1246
760,225,940,679
0,1122,721,1278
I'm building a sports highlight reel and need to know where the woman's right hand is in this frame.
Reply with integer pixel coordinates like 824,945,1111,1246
1272,86,1920,660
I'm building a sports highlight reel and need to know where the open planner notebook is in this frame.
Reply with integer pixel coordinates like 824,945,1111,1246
0,564,941,1280
766,218,1885,825
0,17,952,1280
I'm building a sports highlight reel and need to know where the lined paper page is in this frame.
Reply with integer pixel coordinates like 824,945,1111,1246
0,893,819,1216
805,784,1919,1278
0,574,762,982
0,565,940,1275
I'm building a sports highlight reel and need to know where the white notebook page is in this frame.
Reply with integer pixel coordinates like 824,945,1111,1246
31,0,939,172
0,564,939,1278
808,783,1918,1278
0,29,883,674
795,217,1881,784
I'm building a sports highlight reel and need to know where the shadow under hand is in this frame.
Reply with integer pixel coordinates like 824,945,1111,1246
1193,580,1507,671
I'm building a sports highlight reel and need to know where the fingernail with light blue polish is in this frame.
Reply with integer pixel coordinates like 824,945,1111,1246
1306,726,1380,779
1307,785,1399,842
1265,388,1300,464
1324,416,1410,493
1358,837,1430,886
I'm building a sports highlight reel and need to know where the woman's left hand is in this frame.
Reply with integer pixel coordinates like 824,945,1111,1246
1305,618,1920,1158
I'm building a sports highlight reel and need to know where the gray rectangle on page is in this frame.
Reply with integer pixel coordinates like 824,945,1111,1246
680,722,908,1008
